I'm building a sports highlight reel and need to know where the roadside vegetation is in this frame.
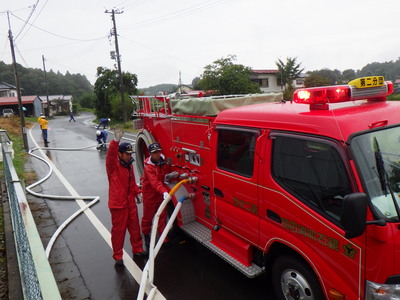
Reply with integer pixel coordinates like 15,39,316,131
0,117,34,180
388,94,400,101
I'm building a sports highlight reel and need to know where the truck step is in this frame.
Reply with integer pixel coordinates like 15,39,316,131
180,222,264,278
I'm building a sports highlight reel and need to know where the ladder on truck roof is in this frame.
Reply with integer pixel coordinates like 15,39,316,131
130,94,171,118
130,92,283,118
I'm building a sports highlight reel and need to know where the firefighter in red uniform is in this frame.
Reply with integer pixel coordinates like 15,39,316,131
106,127,145,266
141,142,171,249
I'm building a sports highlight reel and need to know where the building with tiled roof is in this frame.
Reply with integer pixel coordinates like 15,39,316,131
0,95,42,117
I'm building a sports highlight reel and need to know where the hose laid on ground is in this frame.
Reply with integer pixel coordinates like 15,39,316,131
26,143,104,258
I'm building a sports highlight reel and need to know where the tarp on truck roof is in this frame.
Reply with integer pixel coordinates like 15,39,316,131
170,93,283,116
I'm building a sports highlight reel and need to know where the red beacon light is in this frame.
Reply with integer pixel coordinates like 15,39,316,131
293,76,393,110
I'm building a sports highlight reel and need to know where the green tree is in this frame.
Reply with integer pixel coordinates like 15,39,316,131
307,69,341,85
109,92,135,119
341,69,356,83
304,74,331,87
198,55,260,95
0,61,92,97
276,57,304,100
191,76,201,90
93,67,138,120
78,92,96,108
357,60,399,80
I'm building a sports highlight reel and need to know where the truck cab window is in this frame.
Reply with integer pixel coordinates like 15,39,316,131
217,129,258,177
272,135,352,221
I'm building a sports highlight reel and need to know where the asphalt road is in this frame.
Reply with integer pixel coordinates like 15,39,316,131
26,112,276,300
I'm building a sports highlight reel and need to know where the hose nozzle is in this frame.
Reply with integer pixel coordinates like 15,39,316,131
188,177,198,184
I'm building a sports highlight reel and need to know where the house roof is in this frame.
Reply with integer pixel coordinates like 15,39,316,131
252,69,280,74
0,82,17,90
0,95,41,105
39,95,73,103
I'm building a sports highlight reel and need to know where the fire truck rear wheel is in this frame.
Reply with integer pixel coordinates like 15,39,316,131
135,130,155,177
272,255,324,300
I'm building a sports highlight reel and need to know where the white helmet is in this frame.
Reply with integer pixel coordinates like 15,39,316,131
108,118,111,121
96,130,101,136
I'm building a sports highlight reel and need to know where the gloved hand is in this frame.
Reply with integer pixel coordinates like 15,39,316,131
163,192,169,201
114,125,124,141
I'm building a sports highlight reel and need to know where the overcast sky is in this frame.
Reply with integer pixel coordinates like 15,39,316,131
1,0,400,88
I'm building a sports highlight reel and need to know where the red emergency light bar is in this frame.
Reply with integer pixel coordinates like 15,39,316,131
293,78,393,109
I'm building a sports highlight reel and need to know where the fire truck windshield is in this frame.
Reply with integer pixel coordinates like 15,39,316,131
351,125,400,222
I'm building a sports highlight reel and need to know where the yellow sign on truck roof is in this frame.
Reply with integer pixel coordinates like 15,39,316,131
348,76,384,88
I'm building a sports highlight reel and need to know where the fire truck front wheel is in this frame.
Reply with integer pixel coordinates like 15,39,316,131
272,255,324,300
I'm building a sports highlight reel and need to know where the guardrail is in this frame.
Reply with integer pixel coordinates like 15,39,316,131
0,130,61,300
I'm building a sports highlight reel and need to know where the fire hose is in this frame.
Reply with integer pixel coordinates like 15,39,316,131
26,143,104,258
137,177,197,300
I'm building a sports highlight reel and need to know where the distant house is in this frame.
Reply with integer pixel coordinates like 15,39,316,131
250,70,282,93
0,96,42,117
176,84,192,94
40,95,73,116
0,82,19,97
250,70,306,93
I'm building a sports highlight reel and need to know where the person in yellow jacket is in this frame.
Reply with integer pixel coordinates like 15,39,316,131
38,116,49,144
37,113,43,128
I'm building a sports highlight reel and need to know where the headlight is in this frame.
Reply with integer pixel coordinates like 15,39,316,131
366,280,400,299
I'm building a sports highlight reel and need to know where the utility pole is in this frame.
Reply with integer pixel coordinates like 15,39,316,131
178,71,182,94
7,12,29,151
42,55,50,117
105,8,127,122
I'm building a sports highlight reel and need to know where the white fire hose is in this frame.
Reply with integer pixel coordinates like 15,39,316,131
137,177,197,300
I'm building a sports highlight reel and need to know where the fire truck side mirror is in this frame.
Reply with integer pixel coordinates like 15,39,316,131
341,193,367,239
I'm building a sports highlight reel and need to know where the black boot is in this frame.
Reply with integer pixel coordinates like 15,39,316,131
144,235,150,250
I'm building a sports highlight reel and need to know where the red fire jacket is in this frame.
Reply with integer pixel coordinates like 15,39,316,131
106,140,141,208
141,155,170,199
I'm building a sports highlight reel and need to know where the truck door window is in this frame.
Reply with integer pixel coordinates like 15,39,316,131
272,136,352,221
217,129,258,178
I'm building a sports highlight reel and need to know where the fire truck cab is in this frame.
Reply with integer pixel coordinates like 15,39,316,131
133,76,400,300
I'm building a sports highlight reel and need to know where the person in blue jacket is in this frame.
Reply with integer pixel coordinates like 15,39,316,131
97,118,110,129
96,130,108,145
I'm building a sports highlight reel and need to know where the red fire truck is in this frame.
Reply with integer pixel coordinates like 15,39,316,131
132,76,400,300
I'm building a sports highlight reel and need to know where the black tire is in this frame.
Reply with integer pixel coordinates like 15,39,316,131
272,255,325,300
134,130,154,177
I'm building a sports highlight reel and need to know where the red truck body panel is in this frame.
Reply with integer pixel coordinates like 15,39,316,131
135,87,400,299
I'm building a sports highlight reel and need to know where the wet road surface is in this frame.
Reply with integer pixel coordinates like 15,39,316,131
26,113,276,300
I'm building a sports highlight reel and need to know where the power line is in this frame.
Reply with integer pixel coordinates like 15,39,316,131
14,0,40,41
119,35,199,68
119,0,228,31
17,0,50,42
14,44,30,68
10,12,108,42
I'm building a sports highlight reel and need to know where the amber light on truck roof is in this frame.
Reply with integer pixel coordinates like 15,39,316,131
293,76,393,109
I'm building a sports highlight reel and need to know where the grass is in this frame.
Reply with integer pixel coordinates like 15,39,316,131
0,117,35,181
388,94,400,101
